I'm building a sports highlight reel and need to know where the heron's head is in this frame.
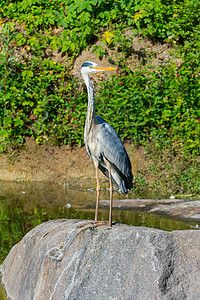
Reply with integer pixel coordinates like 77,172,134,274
81,61,116,77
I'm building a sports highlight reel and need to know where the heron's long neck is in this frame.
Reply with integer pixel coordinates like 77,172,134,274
84,75,95,133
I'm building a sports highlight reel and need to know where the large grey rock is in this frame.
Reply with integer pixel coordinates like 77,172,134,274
1,219,200,300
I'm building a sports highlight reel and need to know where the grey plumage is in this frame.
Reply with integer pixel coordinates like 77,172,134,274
81,61,133,226
87,115,133,193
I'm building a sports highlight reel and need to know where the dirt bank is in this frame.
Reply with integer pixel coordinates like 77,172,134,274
0,138,145,183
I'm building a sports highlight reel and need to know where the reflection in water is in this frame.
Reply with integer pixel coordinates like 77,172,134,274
0,181,198,265
0,284,8,300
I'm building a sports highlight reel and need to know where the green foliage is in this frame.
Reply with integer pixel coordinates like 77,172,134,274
96,62,199,155
133,0,200,41
135,145,200,195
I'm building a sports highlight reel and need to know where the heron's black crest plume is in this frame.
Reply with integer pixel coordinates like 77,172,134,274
81,61,93,68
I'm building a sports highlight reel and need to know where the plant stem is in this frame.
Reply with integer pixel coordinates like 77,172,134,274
5,48,8,99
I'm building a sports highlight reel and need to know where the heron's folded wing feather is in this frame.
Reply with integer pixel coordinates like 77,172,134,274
95,117,133,185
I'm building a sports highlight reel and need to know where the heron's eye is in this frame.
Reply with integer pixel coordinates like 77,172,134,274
89,66,92,69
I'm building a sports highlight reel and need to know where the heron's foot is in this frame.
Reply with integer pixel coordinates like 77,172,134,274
77,220,111,228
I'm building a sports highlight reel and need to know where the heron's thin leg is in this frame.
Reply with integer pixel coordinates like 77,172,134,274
95,168,100,222
108,163,113,227
78,167,109,228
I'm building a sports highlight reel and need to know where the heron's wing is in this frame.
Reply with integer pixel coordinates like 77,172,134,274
94,116,133,191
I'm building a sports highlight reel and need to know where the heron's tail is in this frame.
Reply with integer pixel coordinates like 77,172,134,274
119,171,133,194
99,164,133,194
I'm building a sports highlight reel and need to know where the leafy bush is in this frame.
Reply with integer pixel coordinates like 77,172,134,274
96,62,199,154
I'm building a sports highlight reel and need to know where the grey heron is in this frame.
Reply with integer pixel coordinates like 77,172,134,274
81,61,133,227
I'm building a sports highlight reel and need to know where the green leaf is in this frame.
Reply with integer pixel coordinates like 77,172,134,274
14,118,24,127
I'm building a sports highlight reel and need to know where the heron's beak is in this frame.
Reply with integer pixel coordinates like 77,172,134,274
95,66,117,71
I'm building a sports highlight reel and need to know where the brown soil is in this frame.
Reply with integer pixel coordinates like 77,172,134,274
0,138,146,183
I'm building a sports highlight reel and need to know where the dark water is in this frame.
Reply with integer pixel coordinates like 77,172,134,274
0,180,199,265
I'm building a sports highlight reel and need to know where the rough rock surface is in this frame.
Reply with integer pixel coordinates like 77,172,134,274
1,219,200,300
